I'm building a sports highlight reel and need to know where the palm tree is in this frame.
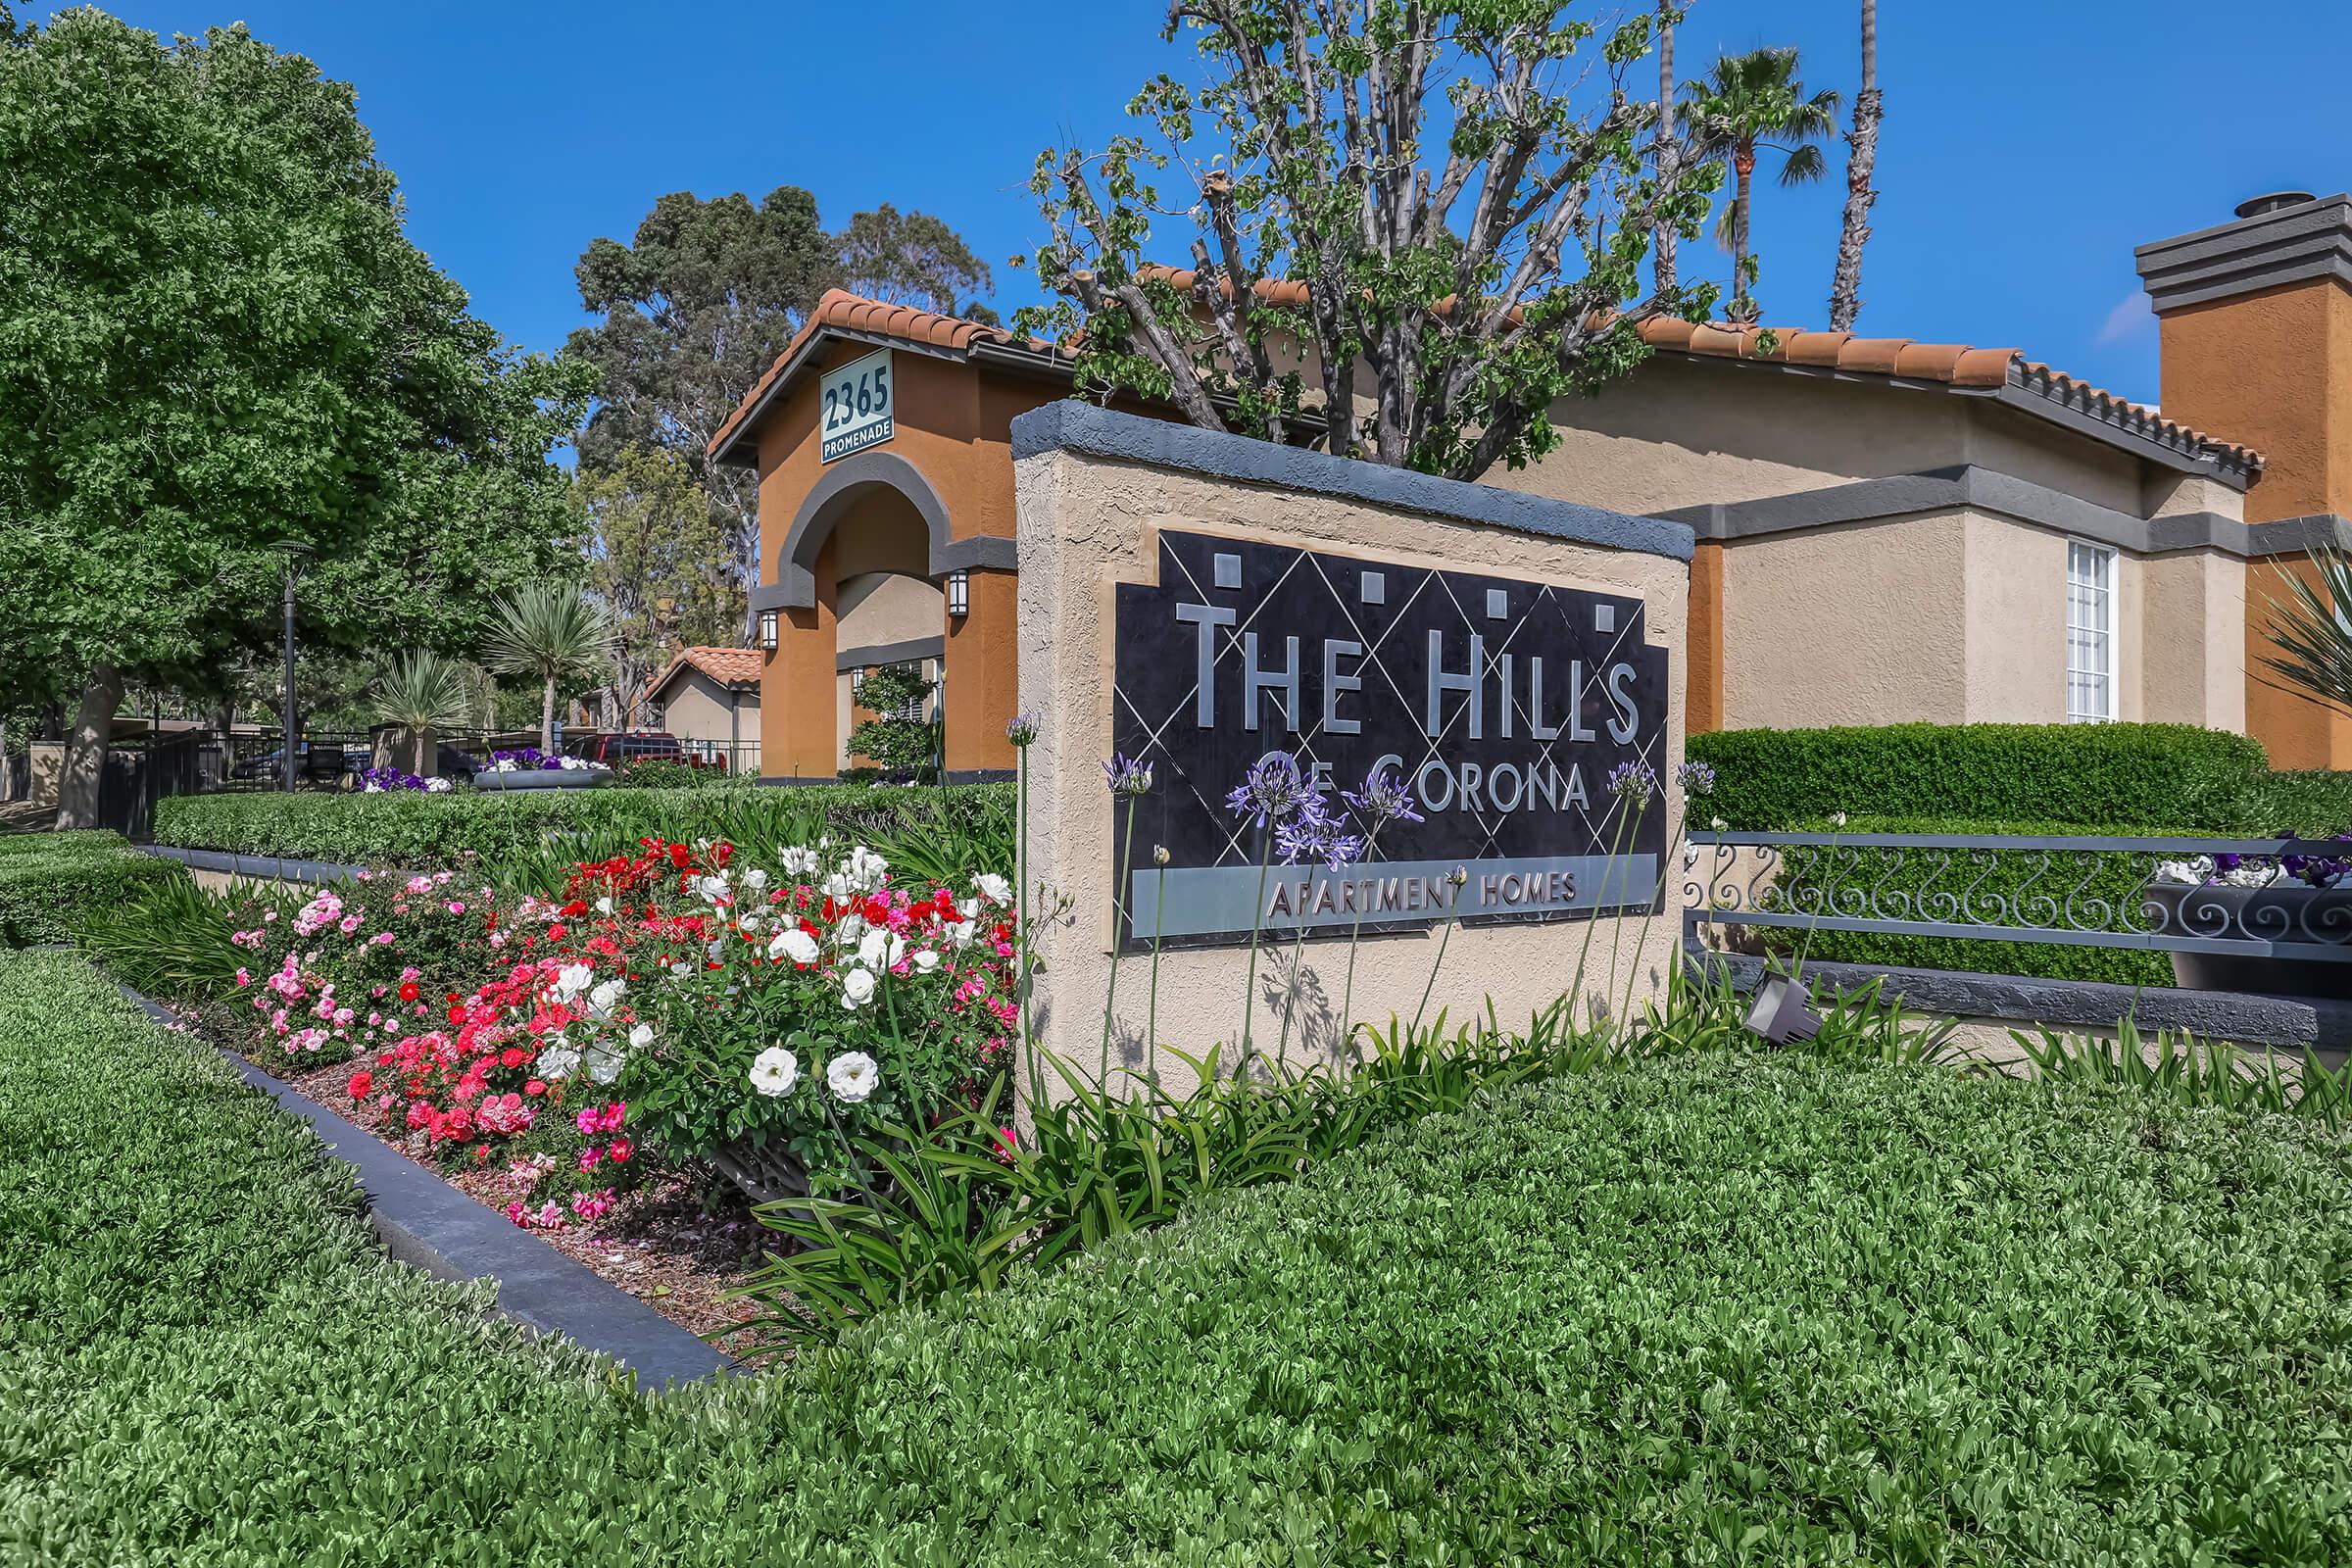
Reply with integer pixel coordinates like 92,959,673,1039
1683,47,1841,322
1653,2,1680,296
2258,548,2352,712
482,581,614,752
371,651,473,777
1828,1,1883,331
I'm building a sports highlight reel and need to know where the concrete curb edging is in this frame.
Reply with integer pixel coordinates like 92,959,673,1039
112,982,735,1391
142,844,368,886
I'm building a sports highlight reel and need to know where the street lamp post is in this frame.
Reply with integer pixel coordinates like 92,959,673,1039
270,543,313,794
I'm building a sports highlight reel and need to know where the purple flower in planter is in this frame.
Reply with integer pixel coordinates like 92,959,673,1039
1225,752,1312,828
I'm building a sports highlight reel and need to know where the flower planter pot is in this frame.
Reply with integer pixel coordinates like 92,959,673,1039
2141,882,2352,1000
471,769,606,791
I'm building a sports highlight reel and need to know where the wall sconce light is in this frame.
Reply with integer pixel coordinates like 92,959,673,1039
852,666,867,695
1741,969,1823,1045
946,570,970,618
759,610,778,652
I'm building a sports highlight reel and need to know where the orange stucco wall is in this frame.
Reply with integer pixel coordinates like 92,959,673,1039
2160,276,2352,768
1686,540,1725,734
752,339,1059,777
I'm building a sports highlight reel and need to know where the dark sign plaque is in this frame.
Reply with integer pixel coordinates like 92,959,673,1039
1111,530,1670,946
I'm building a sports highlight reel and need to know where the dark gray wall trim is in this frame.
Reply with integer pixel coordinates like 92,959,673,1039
2244,513,2352,556
837,635,945,671
947,767,1016,784
1657,464,2266,559
1695,949,2350,1051
2135,192,2352,314
1997,370,2254,485
759,450,1014,611
1010,401,1695,563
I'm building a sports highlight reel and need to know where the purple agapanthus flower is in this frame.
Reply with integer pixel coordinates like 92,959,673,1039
1675,760,1716,798
1343,763,1424,830
1226,752,1312,828
1276,791,1364,871
1005,712,1040,747
1102,753,1153,796
1605,760,1658,808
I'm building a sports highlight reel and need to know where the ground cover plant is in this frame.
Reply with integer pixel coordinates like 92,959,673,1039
0,829,188,947
7,945,2352,1564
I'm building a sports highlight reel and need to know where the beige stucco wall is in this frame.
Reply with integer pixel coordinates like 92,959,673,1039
835,570,944,655
1013,443,1690,1094
1481,355,2255,738
1718,513,1969,728
656,670,759,751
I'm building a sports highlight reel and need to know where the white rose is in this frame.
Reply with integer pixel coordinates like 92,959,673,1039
910,948,941,974
749,1045,800,1098
695,874,731,906
627,1022,655,1051
554,964,594,1002
771,928,820,965
827,1051,880,1103
743,868,768,892
833,913,867,949
948,919,976,950
974,873,1012,906
587,977,626,1018
593,896,613,915
840,967,877,1009
537,1046,581,1079
584,1044,624,1084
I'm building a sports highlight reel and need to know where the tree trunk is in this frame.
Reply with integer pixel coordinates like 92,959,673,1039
0,715,11,804
1828,0,1882,332
540,673,557,752
1731,150,1756,322
1653,3,1677,296
55,661,123,831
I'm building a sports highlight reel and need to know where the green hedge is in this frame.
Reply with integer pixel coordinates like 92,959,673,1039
151,782,1014,870
9,946,2349,1562
1690,721,2272,830
0,829,188,947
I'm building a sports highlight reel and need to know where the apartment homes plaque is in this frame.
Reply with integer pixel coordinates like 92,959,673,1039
1112,531,1669,946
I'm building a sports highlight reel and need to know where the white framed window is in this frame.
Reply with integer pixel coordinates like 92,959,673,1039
2066,540,2117,722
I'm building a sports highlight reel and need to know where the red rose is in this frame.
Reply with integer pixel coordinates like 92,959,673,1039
608,1137,633,1163
346,1070,373,1100
523,1078,547,1097
397,982,419,1003
447,1005,466,1025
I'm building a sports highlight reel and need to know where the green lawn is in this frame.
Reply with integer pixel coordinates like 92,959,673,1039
3,947,2348,1564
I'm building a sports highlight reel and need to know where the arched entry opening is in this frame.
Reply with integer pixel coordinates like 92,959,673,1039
755,450,1019,782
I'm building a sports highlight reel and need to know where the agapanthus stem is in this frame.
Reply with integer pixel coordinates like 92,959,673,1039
1274,902,1312,1071
1603,797,1652,1029
1570,808,1634,1030
1410,900,1459,1039
1146,869,1166,1085
1237,827,1274,1076
1099,802,1136,1085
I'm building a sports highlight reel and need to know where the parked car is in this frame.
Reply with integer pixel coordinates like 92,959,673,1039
232,741,355,786
564,731,688,769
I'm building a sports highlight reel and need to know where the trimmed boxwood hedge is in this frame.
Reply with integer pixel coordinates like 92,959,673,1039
8,947,2350,1564
0,829,189,947
1689,721,2273,831
151,782,1013,868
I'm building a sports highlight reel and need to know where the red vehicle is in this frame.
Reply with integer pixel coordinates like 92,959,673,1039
566,731,687,768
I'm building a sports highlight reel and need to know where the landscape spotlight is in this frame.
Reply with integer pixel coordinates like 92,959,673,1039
1742,968,1823,1045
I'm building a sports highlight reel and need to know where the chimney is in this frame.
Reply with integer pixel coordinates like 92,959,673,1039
2136,193,2352,768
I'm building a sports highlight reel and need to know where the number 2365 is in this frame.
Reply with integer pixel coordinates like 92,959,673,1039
823,367,889,431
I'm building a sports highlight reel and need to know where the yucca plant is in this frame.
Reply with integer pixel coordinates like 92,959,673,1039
2257,545,2352,713
482,581,614,750
371,650,474,733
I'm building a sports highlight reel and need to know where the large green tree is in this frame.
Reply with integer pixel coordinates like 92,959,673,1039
567,190,997,625
0,11,592,825
1017,0,1724,481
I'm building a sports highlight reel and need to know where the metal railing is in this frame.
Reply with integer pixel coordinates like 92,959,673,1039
1683,831,2352,962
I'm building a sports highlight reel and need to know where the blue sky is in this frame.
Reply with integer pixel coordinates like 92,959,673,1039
85,0,2352,406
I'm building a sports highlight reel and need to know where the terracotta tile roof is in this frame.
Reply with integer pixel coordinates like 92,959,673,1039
708,289,1040,463
708,278,2265,477
648,645,764,696
1635,318,2264,470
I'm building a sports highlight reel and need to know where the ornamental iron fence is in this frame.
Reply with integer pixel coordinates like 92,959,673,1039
1682,831,2352,964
